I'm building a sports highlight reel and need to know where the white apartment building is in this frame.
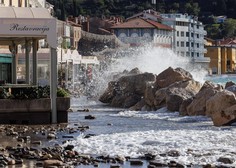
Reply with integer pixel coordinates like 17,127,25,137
161,13,209,63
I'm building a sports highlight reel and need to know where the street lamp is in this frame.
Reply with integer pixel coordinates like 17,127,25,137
58,37,64,87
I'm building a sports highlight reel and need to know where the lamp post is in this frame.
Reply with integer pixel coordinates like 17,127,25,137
58,37,64,87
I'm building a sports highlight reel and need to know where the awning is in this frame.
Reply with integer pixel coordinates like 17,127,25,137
0,54,12,63
0,7,57,48
0,7,58,123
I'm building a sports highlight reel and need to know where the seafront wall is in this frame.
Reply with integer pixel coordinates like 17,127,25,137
0,98,70,124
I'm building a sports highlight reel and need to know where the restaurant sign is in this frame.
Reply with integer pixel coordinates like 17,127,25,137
10,23,50,34
0,18,57,48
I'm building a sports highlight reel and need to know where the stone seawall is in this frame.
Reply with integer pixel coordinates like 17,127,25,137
0,98,70,124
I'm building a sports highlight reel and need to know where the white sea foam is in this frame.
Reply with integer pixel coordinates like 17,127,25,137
66,128,236,165
110,107,210,122
92,45,208,97
65,105,235,166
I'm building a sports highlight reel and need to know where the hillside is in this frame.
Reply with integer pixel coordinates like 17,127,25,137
47,0,236,39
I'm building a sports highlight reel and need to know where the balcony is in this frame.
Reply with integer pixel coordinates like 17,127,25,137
194,57,210,63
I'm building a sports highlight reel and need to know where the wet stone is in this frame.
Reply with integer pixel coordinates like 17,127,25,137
47,133,56,139
144,153,156,160
84,134,96,138
168,160,184,168
31,141,42,145
110,165,121,168
62,135,74,139
217,157,235,164
167,150,180,157
84,115,96,120
64,145,74,150
130,159,143,165
149,160,168,167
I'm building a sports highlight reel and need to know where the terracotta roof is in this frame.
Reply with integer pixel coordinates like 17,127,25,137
111,18,173,31
220,38,236,45
145,19,173,31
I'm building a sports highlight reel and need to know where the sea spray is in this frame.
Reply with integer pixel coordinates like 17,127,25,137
91,45,208,97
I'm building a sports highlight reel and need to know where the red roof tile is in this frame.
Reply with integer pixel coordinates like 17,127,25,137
145,19,173,31
111,18,173,31
219,38,236,45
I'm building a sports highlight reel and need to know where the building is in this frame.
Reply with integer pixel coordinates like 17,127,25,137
0,0,28,7
205,46,236,74
217,37,236,47
111,17,173,48
215,15,227,23
204,37,216,46
161,13,209,64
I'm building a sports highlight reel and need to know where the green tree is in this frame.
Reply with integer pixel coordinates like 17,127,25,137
222,18,236,38
205,24,222,39
184,2,200,16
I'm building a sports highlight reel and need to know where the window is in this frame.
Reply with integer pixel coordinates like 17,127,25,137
177,41,179,47
18,0,22,7
181,31,184,37
191,33,194,37
181,41,184,47
186,42,189,47
191,43,194,47
9,0,12,6
191,52,194,57
197,43,199,48
197,34,199,38
197,53,199,57
177,31,179,37
1,0,4,4
186,32,189,37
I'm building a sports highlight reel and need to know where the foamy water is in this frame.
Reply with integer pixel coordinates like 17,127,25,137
67,46,236,167
67,98,236,166
91,46,208,97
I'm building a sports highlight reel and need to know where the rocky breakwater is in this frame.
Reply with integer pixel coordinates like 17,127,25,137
99,66,236,126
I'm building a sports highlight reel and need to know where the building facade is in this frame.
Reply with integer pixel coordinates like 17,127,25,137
0,0,28,7
205,46,236,74
161,13,208,63
111,17,173,48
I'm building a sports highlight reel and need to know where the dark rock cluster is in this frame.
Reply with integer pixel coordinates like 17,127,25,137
99,66,236,126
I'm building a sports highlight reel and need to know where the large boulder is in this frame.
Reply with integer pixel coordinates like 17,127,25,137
206,90,236,126
99,81,118,103
179,97,194,116
100,71,156,108
118,72,156,95
225,81,235,89
144,81,158,107
187,81,223,116
154,88,167,109
225,84,236,95
155,67,192,88
165,80,202,112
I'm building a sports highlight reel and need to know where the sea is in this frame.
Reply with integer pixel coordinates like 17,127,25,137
65,46,236,168
67,89,236,168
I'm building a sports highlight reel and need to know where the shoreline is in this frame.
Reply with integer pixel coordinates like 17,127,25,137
0,123,232,168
